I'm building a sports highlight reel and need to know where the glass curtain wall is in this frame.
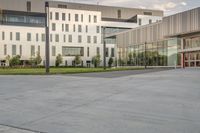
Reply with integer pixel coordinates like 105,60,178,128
127,38,179,66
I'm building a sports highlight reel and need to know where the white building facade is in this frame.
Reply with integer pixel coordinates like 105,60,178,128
0,0,163,67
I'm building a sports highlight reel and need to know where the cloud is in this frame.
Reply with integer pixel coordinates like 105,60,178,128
153,2,177,11
181,2,187,6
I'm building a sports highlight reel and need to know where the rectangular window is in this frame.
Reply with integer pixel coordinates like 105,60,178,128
55,12,59,20
50,12,52,20
94,15,97,23
75,14,79,22
27,1,31,12
117,10,121,19
106,48,109,57
73,24,76,32
68,35,72,43
19,45,22,56
52,46,56,56
62,13,66,21
2,31,5,40
93,36,97,44
62,47,84,56
87,47,89,57
27,33,31,41
149,19,152,24
89,15,91,22
111,48,115,57
42,34,45,42
16,32,20,41
12,45,17,56
58,4,67,9
10,32,12,41
62,24,64,31
86,25,88,33
65,24,69,32
81,14,83,22
63,35,66,42
78,25,82,32
144,12,152,15
4,45,7,55
38,45,40,54
55,34,59,42
68,13,71,21
78,35,82,43
36,33,39,42
31,45,35,56
87,36,91,43
96,26,100,33
139,19,142,25
97,47,100,55
50,34,53,42
52,23,56,31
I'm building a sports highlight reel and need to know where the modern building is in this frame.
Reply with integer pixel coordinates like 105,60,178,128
109,7,200,68
0,0,163,67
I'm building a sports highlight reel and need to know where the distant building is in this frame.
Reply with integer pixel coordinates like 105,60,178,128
109,7,200,68
0,0,163,67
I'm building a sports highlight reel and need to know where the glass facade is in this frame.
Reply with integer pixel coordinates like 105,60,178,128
105,38,116,44
103,27,130,35
0,10,45,27
184,37,200,49
62,47,84,56
126,38,179,66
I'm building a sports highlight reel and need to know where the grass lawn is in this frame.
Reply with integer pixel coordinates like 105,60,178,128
0,67,145,75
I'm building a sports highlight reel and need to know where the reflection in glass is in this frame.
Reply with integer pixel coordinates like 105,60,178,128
62,47,84,56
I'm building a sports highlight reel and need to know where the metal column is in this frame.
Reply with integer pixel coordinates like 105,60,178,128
45,2,50,73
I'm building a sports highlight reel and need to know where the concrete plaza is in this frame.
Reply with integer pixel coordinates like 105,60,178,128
0,69,200,133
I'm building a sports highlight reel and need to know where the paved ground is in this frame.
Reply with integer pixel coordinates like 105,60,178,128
0,69,200,133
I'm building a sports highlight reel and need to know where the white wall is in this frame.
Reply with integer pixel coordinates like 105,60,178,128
0,25,45,61
48,8,103,66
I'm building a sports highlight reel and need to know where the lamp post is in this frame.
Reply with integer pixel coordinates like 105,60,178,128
45,2,50,74
103,27,106,70
144,41,147,69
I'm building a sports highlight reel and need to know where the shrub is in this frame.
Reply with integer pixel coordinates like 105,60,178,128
108,57,114,67
92,54,101,68
29,52,42,67
55,54,63,67
9,55,21,67
74,55,81,66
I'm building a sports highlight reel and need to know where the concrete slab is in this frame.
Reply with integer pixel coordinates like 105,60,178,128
0,69,200,133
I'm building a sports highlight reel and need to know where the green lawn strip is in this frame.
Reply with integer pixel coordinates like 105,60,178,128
0,67,145,75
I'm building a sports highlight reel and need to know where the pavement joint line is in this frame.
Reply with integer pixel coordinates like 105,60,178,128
0,123,47,133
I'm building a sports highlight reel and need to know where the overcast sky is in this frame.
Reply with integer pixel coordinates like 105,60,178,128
53,0,200,16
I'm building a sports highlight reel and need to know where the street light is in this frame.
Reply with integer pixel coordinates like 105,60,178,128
144,41,147,69
103,27,106,70
45,2,50,74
